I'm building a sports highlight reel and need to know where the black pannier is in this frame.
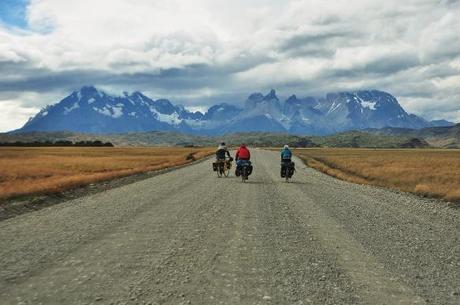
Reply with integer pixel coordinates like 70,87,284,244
236,161,252,176
247,164,253,175
288,161,295,176
281,161,295,177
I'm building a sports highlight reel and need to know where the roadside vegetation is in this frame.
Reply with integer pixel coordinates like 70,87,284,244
0,140,114,147
0,130,441,148
296,148,460,203
0,147,213,200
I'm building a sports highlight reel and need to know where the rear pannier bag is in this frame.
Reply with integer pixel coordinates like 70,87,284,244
288,162,295,176
247,164,253,175
235,161,252,176
281,161,295,177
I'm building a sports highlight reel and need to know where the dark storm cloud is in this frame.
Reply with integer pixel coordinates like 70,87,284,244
0,66,213,93
278,33,351,59
327,53,421,77
280,32,351,53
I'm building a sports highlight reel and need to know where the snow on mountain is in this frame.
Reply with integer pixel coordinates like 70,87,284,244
16,86,451,135
63,102,80,115
360,101,376,110
281,90,433,134
18,86,198,133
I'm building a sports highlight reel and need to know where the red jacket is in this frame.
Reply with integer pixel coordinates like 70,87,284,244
236,146,250,160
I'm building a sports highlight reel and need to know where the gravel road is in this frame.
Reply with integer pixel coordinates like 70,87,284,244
0,149,458,305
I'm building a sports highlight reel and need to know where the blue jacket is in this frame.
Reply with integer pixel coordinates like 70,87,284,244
281,148,292,160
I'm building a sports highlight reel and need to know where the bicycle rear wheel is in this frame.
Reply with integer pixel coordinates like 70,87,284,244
217,163,223,177
223,162,230,177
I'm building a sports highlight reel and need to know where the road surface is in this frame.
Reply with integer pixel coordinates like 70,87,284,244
0,150,459,305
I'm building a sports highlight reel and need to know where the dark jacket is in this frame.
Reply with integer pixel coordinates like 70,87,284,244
216,148,231,160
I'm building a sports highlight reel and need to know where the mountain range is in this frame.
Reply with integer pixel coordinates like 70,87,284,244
16,86,454,135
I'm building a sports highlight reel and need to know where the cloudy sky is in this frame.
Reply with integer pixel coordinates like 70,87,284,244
1,0,460,131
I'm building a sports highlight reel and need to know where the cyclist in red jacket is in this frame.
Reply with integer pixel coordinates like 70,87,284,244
235,144,250,163
235,144,252,176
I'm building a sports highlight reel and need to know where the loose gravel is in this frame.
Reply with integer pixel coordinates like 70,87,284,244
0,149,458,305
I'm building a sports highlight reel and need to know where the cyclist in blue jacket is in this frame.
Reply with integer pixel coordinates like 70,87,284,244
281,144,292,162
280,145,294,178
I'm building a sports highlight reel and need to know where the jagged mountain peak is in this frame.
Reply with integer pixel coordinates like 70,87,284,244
203,103,242,121
354,90,399,105
264,89,278,100
286,94,298,102
78,85,99,94
16,87,453,136
75,86,106,99
247,92,264,102
133,91,153,100
246,89,281,110
152,99,176,115
208,103,240,111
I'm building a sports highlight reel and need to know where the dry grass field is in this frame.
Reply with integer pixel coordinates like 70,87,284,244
295,148,460,203
0,147,213,200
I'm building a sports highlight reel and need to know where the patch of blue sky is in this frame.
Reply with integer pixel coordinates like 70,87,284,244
0,0,29,29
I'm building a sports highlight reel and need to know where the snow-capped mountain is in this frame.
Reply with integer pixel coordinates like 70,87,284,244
16,86,450,135
19,86,203,133
284,90,431,134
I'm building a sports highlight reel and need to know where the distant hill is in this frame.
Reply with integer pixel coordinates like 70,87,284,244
13,86,453,136
365,124,460,148
0,131,213,147
311,131,430,148
0,130,432,149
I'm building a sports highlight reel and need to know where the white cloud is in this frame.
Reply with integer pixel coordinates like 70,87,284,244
1,0,460,131
0,100,39,132
0,48,25,63
234,57,326,87
432,75,460,90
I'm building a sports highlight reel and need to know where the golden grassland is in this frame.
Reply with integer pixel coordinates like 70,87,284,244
295,148,460,203
0,147,213,200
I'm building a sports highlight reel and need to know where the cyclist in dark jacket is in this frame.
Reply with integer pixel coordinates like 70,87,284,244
216,142,231,160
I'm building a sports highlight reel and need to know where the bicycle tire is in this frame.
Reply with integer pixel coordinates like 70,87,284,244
223,162,230,177
217,162,223,177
